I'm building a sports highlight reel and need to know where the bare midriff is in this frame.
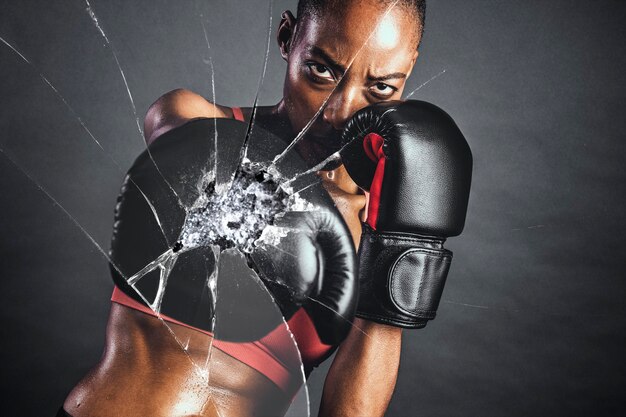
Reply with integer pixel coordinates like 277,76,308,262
64,303,293,417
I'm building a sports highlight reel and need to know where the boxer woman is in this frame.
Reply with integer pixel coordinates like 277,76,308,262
62,1,427,416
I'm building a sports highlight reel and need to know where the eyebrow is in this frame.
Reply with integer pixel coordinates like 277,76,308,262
308,46,407,82
308,46,347,75
368,72,407,82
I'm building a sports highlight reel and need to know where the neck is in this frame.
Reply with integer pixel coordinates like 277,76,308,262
246,100,340,169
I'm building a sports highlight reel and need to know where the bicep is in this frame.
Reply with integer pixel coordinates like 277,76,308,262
143,88,230,145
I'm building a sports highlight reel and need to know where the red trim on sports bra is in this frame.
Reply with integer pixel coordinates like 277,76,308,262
231,107,245,122
111,286,331,394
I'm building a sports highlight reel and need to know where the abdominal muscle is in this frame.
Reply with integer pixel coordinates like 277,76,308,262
64,303,292,417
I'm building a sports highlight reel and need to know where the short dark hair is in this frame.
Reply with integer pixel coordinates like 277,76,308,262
296,0,426,47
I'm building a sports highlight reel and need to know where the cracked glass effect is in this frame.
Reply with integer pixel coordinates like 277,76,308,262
0,0,452,415
177,160,316,254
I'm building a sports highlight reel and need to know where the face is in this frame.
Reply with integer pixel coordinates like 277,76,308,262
277,0,420,159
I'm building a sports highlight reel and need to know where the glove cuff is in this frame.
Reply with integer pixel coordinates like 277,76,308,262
356,223,452,328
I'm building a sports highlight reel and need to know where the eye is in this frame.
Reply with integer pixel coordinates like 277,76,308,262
369,82,397,98
307,63,335,82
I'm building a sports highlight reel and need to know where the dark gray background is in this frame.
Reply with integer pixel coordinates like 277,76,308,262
1,0,625,416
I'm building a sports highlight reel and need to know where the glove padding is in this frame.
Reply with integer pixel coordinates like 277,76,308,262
248,210,357,344
340,100,472,328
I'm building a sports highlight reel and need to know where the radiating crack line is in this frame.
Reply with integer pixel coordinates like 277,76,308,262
0,148,124,277
84,0,186,212
227,0,275,192
0,35,172,247
198,11,219,186
199,247,224,415
404,68,447,99
287,178,324,198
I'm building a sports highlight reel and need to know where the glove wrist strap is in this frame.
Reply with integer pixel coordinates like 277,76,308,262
356,223,452,328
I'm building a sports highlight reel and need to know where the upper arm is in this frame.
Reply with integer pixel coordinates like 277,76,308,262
143,89,232,145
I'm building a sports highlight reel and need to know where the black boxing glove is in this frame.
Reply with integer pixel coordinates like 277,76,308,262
110,118,357,344
340,100,472,328
247,209,357,344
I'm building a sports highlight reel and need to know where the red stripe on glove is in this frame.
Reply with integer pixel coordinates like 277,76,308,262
362,133,386,229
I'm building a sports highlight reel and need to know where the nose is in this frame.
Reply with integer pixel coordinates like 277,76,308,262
322,86,365,131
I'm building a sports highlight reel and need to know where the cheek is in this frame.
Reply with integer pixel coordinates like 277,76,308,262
285,66,329,124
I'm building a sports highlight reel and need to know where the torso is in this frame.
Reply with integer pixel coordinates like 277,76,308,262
65,304,289,417
64,105,366,417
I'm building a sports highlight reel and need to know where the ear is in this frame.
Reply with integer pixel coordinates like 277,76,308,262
277,10,297,61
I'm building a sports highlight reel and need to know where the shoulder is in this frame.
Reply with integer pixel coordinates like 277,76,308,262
144,88,236,145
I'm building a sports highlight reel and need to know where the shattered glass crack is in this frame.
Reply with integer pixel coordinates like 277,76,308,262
178,160,289,254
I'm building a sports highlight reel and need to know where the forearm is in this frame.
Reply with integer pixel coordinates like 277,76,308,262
319,318,401,417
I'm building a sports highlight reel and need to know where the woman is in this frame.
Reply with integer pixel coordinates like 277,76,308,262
62,1,426,415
